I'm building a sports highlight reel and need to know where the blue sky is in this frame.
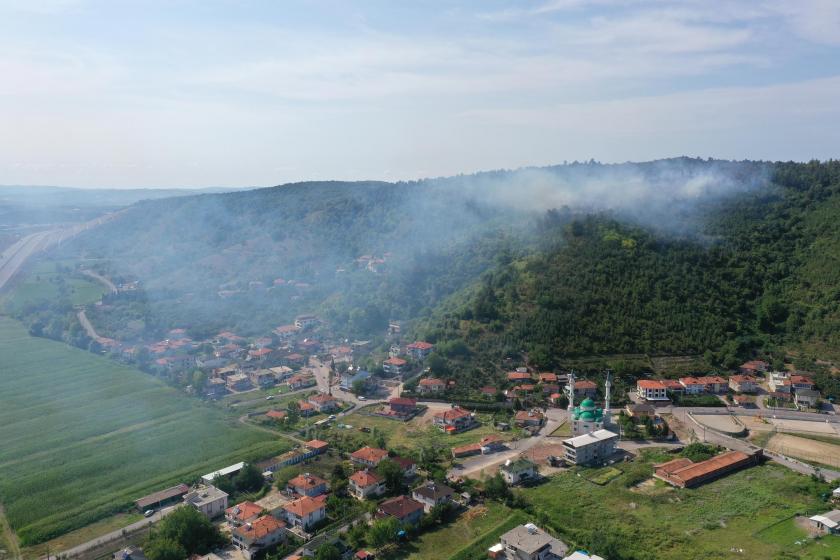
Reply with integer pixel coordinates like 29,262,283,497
1,0,839,188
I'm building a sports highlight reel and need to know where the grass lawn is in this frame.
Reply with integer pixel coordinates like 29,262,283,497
0,317,290,549
548,420,571,438
1,264,106,313
585,466,623,485
380,502,527,560
520,457,835,560
25,512,143,559
330,406,513,452
756,518,840,559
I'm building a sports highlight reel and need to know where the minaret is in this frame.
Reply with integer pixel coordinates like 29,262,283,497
566,369,576,413
603,370,612,427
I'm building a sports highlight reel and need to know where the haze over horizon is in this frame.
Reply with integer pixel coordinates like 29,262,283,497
2,0,840,189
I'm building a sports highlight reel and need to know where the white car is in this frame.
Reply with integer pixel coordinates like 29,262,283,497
144,510,155,518
328,415,336,420
358,395,366,401
266,395,274,400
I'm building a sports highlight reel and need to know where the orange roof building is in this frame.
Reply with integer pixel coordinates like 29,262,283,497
654,450,760,488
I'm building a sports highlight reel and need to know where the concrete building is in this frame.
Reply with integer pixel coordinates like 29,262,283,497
417,377,446,395
231,515,287,559
433,406,476,433
202,462,245,484
810,510,840,535
349,469,385,500
406,341,434,360
226,501,263,525
286,473,328,497
488,523,569,560
135,484,189,512
350,446,389,468
562,430,619,466
637,380,669,402
282,496,326,530
728,375,758,393
376,496,424,527
383,356,407,376
654,450,761,488
500,458,538,485
795,389,821,409
183,485,229,518
340,367,372,391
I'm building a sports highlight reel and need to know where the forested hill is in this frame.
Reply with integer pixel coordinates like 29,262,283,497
39,158,840,377
413,160,840,384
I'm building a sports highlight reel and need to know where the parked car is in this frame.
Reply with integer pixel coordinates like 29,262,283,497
144,510,155,518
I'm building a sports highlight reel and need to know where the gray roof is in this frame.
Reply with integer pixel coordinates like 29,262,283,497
564,429,619,448
796,389,821,398
500,523,568,556
413,481,455,501
184,485,228,507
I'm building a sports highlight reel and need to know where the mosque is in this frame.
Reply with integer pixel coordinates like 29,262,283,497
567,370,612,436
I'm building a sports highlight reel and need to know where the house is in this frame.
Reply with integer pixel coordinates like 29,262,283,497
488,523,569,560
269,366,294,382
417,377,446,395
514,410,545,428
274,324,299,340
732,394,756,407
679,377,706,395
231,515,286,559
283,353,306,367
542,384,560,396
250,369,276,389
340,368,372,391
225,501,263,525
728,375,758,393
500,458,538,485
810,510,840,535
266,409,287,421
383,357,407,376
183,485,229,519
389,397,418,417
769,375,792,394
349,469,385,500
287,473,328,497
392,456,417,478
739,360,769,375
696,376,728,394
112,546,147,560
248,347,273,362
287,374,315,390
433,406,476,433
350,446,389,468
298,401,316,417
538,373,558,384
451,443,481,458
654,450,761,488
306,439,330,455
282,495,326,530
480,435,506,454
573,380,598,398
406,341,434,360
791,375,816,391
637,380,669,402
481,386,499,397
563,553,605,560
308,393,340,413
507,371,533,383
226,373,252,392
562,430,619,466
660,379,684,394
625,403,655,419
795,389,821,409
135,484,189,513
412,481,456,513
205,377,227,398
376,495,424,527
509,384,536,398
294,315,319,330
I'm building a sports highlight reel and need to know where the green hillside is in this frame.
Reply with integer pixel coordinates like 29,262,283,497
0,317,287,546
413,161,840,393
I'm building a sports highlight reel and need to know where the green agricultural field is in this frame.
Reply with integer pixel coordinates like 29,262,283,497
0,317,289,549
379,503,527,560
1,262,106,313
520,459,835,560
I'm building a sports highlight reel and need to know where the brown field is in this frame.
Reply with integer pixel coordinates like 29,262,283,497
766,433,840,468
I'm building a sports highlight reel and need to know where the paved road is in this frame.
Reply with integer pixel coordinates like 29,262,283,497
48,505,179,560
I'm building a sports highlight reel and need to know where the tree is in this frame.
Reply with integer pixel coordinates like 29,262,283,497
376,459,403,495
274,466,299,490
145,537,186,560
484,473,511,502
192,369,207,392
286,401,301,426
234,463,265,493
315,543,341,560
149,506,226,556
351,379,367,396
367,516,400,548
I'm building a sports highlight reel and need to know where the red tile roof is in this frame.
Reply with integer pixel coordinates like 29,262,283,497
637,379,666,390
283,496,325,517
226,501,263,522
407,341,434,350
349,469,383,487
351,446,389,463
507,372,532,381
266,410,287,420
384,357,407,366
287,474,327,491
434,407,471,421
418,377,444,386
306,439,330,451
575,380,597,389
389,397,417,407
233,515,285,539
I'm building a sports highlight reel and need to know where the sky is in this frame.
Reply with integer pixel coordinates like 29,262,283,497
1,0,839,189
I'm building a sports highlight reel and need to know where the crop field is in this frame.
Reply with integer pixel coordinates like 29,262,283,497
1,261,106,313
520,457,835,560
0,317,289,548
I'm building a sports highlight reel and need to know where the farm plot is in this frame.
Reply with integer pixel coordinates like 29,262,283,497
766,433,840,469
0,317,288,547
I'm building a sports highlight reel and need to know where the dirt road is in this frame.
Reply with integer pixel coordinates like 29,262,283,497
0,503,21,560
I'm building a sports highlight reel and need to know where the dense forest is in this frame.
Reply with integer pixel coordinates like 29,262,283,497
412,160,840,395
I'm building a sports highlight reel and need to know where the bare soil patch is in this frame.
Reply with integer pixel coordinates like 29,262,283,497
766,433,840,468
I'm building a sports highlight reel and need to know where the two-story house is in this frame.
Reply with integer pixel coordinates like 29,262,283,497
231,515,286,559
411,481,456,513
282,496,326,530
349,469,385,500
